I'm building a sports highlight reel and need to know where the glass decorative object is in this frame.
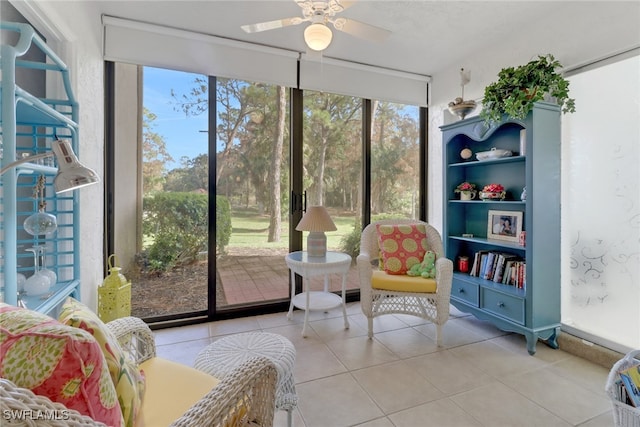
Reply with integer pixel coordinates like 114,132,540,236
23,175,57,236
16,272,26,292
24,246,50,296
23,210,57,236
37,245,57,288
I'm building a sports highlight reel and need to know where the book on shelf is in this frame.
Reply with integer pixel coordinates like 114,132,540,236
619,364,640,407
481,252,497,280
468,249,523,286
502,260,515,284
493,253,519,283
501,260,526,290
517,262,526,289
470,250,488,277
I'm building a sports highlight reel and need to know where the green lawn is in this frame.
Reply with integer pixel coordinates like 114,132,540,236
228,208,358,250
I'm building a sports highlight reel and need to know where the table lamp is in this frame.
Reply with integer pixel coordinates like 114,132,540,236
295,206,337,257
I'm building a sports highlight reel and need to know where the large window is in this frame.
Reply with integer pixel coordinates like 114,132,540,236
370,102,421,219
561,54,640,351
108,64,426,324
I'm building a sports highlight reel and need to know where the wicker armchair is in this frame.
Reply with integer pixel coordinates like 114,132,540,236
357,219,453,346
0,316,277,427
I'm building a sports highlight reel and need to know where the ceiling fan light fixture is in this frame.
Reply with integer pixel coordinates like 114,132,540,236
304,23,333,51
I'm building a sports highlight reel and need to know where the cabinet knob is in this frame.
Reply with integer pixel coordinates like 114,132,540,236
458,288,465,294
497,301,505,308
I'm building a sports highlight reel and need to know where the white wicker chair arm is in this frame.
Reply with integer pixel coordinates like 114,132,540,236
435,257,453,295
106,316,156,364
356,253,374,315
170,356,278,427
0,378,107,427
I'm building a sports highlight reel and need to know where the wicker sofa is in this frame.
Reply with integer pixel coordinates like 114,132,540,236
0,313,278,427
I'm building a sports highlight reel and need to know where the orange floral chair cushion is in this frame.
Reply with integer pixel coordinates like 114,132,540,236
0,303,124,426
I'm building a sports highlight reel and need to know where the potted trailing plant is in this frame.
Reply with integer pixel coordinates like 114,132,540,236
480,54,576,124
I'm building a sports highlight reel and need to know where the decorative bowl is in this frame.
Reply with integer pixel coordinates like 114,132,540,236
479,191,506,201
476,147,513,161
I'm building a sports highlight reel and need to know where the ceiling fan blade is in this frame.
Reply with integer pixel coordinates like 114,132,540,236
334,0,357,11
330,17,390,42
241,17,304,33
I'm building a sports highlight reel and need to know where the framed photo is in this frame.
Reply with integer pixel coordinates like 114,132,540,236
487,210,523,243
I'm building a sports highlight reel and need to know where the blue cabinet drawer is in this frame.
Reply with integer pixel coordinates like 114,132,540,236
481,289,525,324
451,278,479,306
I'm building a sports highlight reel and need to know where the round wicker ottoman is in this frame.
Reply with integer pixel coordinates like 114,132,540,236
194,332,297,427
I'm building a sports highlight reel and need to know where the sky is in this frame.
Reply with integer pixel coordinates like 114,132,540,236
143,66,209,170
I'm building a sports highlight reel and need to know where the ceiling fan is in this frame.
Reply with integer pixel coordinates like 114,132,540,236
241,0,391,51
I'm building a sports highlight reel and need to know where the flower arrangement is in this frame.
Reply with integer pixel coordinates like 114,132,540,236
455,182,477,193
482,183,504,193
480,183,506,201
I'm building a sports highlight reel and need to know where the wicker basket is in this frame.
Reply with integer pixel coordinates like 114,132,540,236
606,350,640,427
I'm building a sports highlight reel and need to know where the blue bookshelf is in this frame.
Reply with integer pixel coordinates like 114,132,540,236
441,103,561,355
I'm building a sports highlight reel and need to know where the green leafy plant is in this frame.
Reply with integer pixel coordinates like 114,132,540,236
480,54,576,124
339,220,362,261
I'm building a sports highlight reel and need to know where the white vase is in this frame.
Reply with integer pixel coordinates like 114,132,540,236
460,191,476,201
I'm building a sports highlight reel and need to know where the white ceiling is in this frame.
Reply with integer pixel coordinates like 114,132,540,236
86,0,640,79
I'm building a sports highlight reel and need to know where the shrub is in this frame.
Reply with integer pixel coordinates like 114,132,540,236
340,219,362,261
141,192,208,273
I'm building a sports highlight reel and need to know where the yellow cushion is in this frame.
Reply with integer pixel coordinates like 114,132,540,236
139,357,219,426
371,270,437,293
59,297,145,427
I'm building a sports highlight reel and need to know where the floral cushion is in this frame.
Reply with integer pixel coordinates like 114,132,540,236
376,224,429,275
59,298,145,427
0,303,124,426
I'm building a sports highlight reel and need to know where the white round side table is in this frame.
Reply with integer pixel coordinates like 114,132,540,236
194,332,297,427
285,251,351,337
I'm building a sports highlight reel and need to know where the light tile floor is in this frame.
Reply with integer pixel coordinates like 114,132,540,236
154,302,616,427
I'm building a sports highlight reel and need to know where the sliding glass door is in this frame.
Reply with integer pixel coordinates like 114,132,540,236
214,79,291,308
299,90,363,292
133,67,210,319
109,63,425,323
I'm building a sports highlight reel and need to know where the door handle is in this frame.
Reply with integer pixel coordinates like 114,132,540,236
290,191,307,213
